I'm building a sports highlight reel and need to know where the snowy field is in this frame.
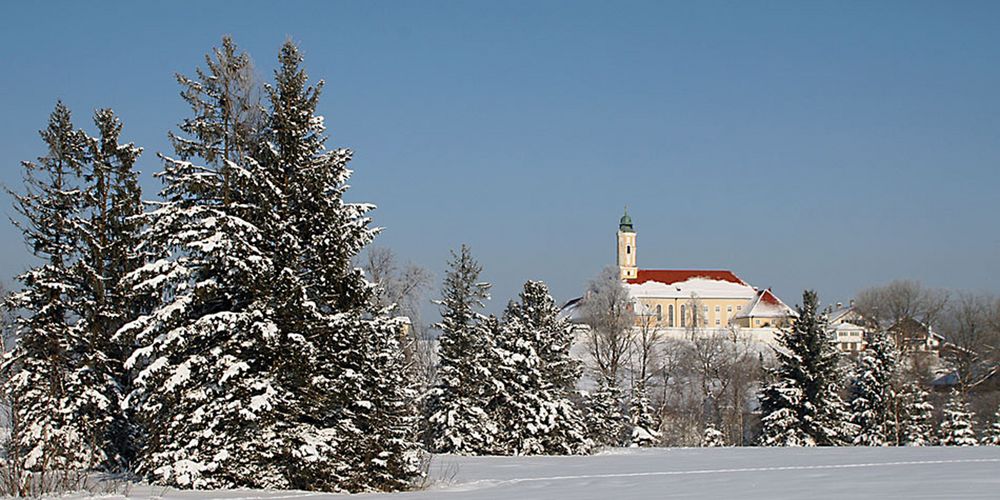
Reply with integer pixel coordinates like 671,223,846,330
82,447,999,499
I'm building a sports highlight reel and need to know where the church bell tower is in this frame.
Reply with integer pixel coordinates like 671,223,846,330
617,207,637,280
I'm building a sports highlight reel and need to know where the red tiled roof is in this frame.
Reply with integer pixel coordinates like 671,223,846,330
627,269,747,286
759,289,781,305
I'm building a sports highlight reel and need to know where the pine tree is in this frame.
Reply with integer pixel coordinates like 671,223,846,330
2,102,108,471
759,290,852,446
126,39,421,491
514,281,582,393
425,245,497,454
938,391,979,446
628,381,661,447
72,108,148,467
584,377,628,448
984,404,1000,446
169,35,264,201
898,383,935,446
491,281,588,455
261,39,421,492
849,329,898,446
702,424,726,447
123,117,285,490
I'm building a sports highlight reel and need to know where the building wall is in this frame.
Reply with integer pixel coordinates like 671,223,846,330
632,296,750,329
731,316,793,329
617,230,637,280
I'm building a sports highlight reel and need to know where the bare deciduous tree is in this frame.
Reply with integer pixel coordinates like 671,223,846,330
655,325,765,446
939,292,1000,393
630,303,663,385
360,246,435,387
854,280,949,329
581,267,635,383
683,293,707,340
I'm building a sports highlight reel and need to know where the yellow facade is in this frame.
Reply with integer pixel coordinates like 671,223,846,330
617,209,795,331
731,315,792,329
617,230,637,280
633,297,749,329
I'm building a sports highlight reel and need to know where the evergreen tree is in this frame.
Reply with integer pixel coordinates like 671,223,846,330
849,329,898,446
584,377,628,447
628,381,660,447
984,404,1000,446
126,39,419,491
1,102,108,471
897,383,935,446
513,281,582,393
425,245,497,454
492,281,588,455
169,35,264,202
702,424,726,447
75,108,148,466
759,290,852,446
262,39,421,492
938,391,979,446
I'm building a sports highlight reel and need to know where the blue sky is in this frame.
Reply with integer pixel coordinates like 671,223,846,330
2,1,998,315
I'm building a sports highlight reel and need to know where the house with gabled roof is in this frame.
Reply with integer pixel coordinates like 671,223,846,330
888,317,944,354
731,288,798,329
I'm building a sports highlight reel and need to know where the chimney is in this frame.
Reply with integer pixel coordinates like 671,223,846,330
849,299,855,308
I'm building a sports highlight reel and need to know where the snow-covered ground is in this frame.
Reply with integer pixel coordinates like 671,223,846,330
86,447,999,499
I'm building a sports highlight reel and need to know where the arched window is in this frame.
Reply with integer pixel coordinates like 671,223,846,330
680,305,686,327
656,304,662,322
626,245,631,255
668,304,674,327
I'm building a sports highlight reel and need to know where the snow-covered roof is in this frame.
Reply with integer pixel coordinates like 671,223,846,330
732,289,798,319
832,321,864,331
828,306,857,324
557,297,585,322
626,275,757,300
627,269,747,286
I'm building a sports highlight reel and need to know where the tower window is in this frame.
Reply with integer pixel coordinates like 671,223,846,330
626,245,631,255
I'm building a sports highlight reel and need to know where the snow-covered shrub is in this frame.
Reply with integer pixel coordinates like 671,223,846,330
702,424,726,447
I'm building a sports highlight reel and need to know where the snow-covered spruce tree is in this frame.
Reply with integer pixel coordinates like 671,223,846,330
702,424,726,447
1,102,112,471
628,381,661,447
584,376,628,447
759,290,852,446
491,282,589,455
122,39,285,486
898,383,935,446
514,281,583,394
169,35,264,187
938,391,979,446
984,405,1000,446
126,39,420,491
74,108,148,466
849,328,898,446
425,245,498,454
261,40,421,492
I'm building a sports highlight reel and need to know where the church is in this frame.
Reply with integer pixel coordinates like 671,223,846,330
564,209,798,340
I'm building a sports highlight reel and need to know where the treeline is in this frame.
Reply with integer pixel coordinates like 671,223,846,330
0,36,616,496
576,275,1000,448
759,289,996,447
